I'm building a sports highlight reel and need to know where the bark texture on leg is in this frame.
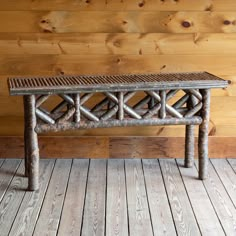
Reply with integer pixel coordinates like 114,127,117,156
198,89,210,180
23,96,29,177
185,125,195,168
25,95,39,191
184,94,198,168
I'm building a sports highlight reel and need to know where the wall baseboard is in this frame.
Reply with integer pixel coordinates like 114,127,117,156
0,136,235,158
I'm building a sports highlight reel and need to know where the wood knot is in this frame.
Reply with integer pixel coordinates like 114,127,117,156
182,21,191,28
138,2,145,7
55,67,65,75
223,20,231,25
40,18,56,33
43,29,53,33
113,41,120,47
122,20,128,25
160,65,166,70
205,4,213,11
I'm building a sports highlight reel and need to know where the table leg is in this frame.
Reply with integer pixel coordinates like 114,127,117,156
25,95,39,191
185,125,195,167
184,94,198,168
198,89,210,180
23,96,29,177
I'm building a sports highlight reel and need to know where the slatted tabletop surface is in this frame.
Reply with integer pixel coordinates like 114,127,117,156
8,72,228,95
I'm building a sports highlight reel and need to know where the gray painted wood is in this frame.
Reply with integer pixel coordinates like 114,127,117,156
196,160,236,235
212,159,236,207
177,159,224,235
0,159,21,202
0,161,27,236
106,159,128,236
160,159,201,236
81,159,107,236
0,159,4,168
142,159,176,236
0,158,236,235
9,159,55,236
33,159,72,236
125,159,153,236
228,159,236,173
57,159,89,236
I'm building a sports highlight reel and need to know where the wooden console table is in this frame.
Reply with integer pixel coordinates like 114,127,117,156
8,72,228,191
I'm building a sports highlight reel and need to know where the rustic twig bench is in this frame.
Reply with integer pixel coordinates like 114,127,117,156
8,72,228,191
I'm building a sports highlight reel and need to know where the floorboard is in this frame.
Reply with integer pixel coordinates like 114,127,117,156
142,159,176,236
0,159,21,203
57,159,89,236
177,159,225,235
160,159,201,236
9,159,55,236
33,159,72,236
106,159,128,236
0,158,236,236
81,159,107,236
211,159,236,208
196,160,236,235
125,159,153,236
0,161,27,236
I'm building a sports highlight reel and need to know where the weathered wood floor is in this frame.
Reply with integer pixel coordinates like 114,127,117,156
0,158,236,236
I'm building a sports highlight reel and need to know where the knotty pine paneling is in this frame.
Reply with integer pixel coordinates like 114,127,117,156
1,33,236,55
1,54,236,76
0,1,235,146
0,11,236,33
0,0,236,11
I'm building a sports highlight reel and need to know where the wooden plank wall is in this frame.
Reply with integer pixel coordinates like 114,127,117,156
0,0,235,157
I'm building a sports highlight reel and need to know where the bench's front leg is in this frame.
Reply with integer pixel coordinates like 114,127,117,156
24,95,39,191
198,89,210,180
185,125,195,167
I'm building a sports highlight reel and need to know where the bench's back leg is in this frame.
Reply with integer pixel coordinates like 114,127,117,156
184,94,198,168
198,89,210,180
23,96,29,177
24,95,39,191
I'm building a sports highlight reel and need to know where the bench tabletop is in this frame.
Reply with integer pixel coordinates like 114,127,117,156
8,72,228,95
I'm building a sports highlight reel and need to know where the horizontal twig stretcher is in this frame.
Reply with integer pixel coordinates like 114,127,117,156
8,72,228,191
